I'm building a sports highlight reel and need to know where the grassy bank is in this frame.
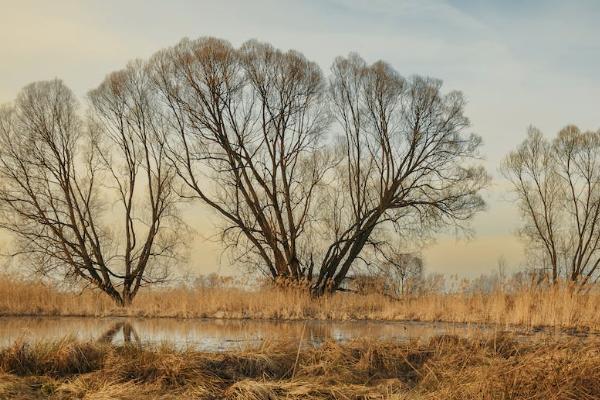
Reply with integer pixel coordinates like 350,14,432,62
1,276,599,332
0,334,598,399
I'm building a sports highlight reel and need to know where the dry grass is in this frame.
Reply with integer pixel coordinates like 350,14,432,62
1,276,599,331
0,334,598,399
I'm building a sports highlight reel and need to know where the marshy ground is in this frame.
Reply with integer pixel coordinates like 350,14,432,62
0,334,598,399
2,277,599,398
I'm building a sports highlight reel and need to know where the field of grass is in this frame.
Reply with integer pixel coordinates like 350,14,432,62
0,334,598,399
1,276,599,332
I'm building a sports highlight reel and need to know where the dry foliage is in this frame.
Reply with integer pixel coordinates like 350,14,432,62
0,334,598,399
0,276,599,331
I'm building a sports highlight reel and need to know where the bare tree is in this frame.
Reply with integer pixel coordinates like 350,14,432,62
343,240,423,297
149,38,333,282
553,127,600,284
502,125,600,284
145,38,486,294
310,55,487,294
0,75,181,306
501,128,562,282
379,251,424,296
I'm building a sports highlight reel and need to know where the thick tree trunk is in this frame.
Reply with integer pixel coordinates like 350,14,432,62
102,285,134,308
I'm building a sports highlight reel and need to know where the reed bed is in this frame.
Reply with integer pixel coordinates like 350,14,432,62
1,276,599,332
0,334,598,399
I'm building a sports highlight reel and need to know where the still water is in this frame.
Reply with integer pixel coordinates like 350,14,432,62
0,317,538,351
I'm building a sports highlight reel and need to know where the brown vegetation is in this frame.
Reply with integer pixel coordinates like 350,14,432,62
1,276,598,332
0,334,598,399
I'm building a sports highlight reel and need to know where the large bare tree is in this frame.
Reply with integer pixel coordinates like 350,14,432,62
309,55,488,294
0,73,181,306
144,38,486,294
149,38,333,281
502,126,600,284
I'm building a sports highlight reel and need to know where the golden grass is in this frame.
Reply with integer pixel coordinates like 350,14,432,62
1,276,599,331
0,334,598,399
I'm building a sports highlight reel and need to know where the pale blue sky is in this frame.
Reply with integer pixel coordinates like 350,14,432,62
1,0,599,276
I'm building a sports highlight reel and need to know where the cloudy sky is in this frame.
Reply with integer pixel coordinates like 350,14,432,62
1,0,599,277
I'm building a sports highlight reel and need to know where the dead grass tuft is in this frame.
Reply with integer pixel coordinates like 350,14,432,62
0,339,105,377
2,334,598,399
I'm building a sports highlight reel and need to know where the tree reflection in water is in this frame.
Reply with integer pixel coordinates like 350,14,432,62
97,321,141,347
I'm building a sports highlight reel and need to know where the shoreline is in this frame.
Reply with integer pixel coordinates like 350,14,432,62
1,313,598,338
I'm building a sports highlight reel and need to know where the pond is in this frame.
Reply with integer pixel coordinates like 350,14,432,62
0,316,555,351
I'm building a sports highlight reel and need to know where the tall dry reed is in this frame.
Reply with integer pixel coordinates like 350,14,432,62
1,276,599,331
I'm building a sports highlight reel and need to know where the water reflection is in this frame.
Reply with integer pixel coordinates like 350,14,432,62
0,316,499,351
97,321,141,347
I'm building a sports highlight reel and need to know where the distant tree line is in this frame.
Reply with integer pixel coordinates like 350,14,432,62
0,37,490,305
